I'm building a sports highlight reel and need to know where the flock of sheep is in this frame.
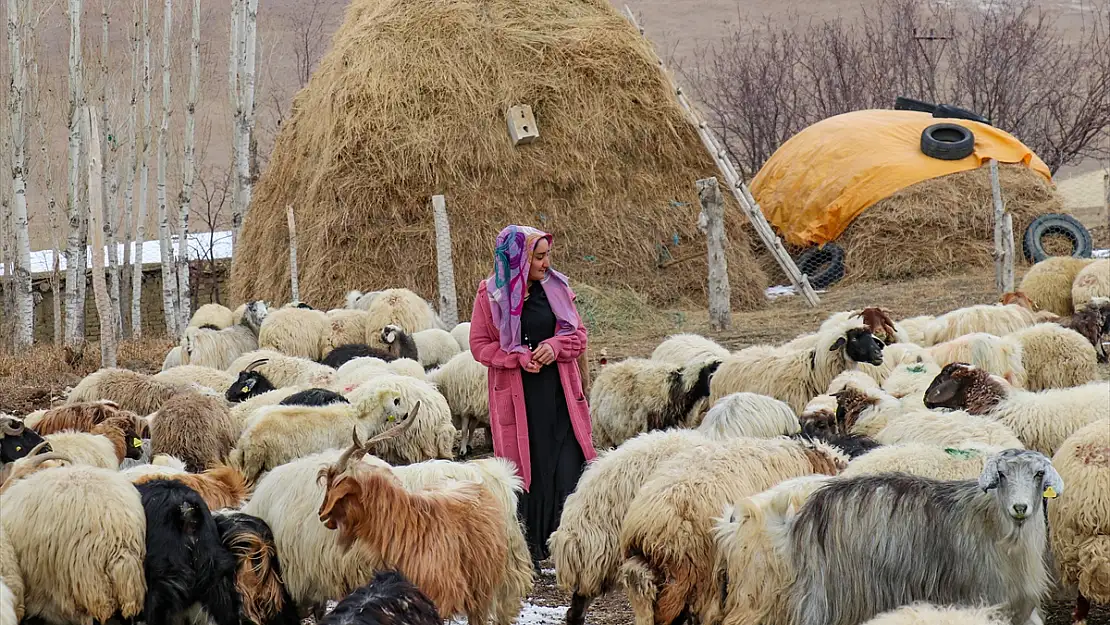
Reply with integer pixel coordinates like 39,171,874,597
0,255,1107,625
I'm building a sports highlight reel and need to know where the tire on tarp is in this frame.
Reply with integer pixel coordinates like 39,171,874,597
920,123,975,161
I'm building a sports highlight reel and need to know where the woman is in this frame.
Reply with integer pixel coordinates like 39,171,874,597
469,225,596,567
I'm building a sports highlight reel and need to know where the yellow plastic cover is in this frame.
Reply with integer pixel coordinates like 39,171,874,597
750,110,1053,247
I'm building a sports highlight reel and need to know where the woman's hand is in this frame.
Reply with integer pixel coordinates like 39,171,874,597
523,360,542,374
532,343,556,366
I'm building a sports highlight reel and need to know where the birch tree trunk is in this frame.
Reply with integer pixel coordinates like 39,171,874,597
156,0,178,339
38,110,62,344
233,0,258,243
65,0,87,347
121,6,140,336
228,0,242,244
131,0,152,337
7,0,34,348
101,0,121,338
176,0,198,333
85,106,116,366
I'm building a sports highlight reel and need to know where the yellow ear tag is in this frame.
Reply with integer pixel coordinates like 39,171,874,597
14,446,21,452
132,438,144,448
241,386,250,393
1043,486,1057,499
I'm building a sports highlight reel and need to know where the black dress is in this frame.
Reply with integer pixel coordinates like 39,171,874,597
517,280,587,564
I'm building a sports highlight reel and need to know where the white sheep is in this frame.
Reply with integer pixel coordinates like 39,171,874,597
319,308,372,356
854,342,933,387
650,334,730,366
181,301,268,370
590,357,721,448
895,315,934,346
228,385,311,428
881,358,941,402
0,526,22,624
189,302,236,329
226,350,336,388
362,288,442,347
842,442,1008,481
41,431,122,469
923,303,1037,346
345,289,383,310
861,604,1009,625
928,332,1027,388
258,305,330,361
161,346,182,371
697,392,800,440
450,322,472,351
924,362,1110,456
345,375,456,464
1006,323,1098,391
333,357,426,394
1019,256,1095,316
1,579,16,625
152,365,236,394
1071,258,1109,311
426,350,489,457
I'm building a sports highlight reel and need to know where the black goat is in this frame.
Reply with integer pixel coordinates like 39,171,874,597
279,388,350,407
0,417,49,464
379,326,420,361
321,343,397,369
214,511,300,625
136,479,239,625
320,570,441,625
226,358,277,404
794,428,881,459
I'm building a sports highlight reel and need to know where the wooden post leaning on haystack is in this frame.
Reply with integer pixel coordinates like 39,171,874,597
286,205,299,303
431,195,459,327
622,6,819,307
85,106,117,367
989,159,1015,294
697,177,731,331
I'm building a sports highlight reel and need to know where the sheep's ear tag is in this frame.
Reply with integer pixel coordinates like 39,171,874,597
1043,486,1057,499
386,414,396,423
241,386,251,393
132,437,144,448
14,446,21,452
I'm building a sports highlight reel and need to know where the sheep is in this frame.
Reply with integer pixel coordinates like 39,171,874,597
0,443,69,492
317,416,508,625
42,430,131,469
861,604,1010,625
1,465,146,624
379,325,460,369
697,392,800,440
0,417,49,464
0,526,22,625
1061,298,1110,362
183,301,269,370
1007,323,1098,391
345,289,382,310
787,449,1061,625
152,391,239,472
551,429,715,625
924,362,1110,456
712,475,834,625
1047,418,1110,625
896,314,935,346
378,324,419,361
259,305,330,361
0,580,15,625
153,364,238,394
321,309,373,356
928,332,1027,388
924,303,1038,346
321,343,396,369
162,346,183,371
190,303,237,330
710,322,885,414
331,357,427,393
1019,256,1095,316
320,570,441,625
280,387,349,407
882,358,942,403
1072,258,1109,311
426,350,489,457
228,385,311,427
33,401,148,438
344,376,456,465
618,436,847,625
213,511,300,625
227,350,337,391
136,479,239,625
842,442,1009,481
855,342,934,387
650,333,731,366
590,358,722,448
67,367,221,416
132,465,252,510
450,322,472,351
362,289,442,342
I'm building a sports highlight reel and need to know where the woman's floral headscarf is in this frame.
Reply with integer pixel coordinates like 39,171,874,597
488,225,579,355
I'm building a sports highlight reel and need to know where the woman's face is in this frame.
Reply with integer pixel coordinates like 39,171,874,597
529,238,551,282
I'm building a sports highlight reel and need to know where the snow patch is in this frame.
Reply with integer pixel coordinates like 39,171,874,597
447,602,568,625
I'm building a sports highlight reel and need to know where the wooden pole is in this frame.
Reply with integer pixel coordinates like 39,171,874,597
990,159,1015,293
622,5,820,307
286,204,299,303
698,177,731,331
431,194,459,327
85,106,117,367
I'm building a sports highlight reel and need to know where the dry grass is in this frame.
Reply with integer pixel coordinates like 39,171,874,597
230,0,770,314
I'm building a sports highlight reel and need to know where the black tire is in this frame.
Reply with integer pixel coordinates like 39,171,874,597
796,243,846,290
932,103,991,126
1021,214,1093,263
894,96,937,114
920,123,975,160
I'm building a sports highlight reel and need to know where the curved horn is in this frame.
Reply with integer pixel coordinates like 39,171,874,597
0,418,25,436
244,358,270,372
363,400,421,450
335,427,366,473
0,450,72,493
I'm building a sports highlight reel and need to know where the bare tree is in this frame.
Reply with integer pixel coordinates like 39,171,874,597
227,0,241,244
176,0,198,331
286,0,333,88
156,0,178,338
120,1,140,336
99,0,121,339
7,0,34,348
85,105,116,366
132,0,152,337
193,164,231,304
65,0,87,347
230,0,259,243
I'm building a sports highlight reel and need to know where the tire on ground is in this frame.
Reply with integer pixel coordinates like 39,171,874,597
796,243,846,290
1021,213,1093,263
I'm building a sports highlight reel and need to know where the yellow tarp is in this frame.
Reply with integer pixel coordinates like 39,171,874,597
750,110,1053,247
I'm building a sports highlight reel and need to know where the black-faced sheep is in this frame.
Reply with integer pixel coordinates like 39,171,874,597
136,479,239,625
590,358,722,448
0,417,48,464
378,324,420,361
320,570,441,625
152,391,240,472
788,449,1061,625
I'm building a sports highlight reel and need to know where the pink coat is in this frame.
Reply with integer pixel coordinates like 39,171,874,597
469,280,597,491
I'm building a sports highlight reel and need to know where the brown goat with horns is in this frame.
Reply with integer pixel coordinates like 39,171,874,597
317,402,509,625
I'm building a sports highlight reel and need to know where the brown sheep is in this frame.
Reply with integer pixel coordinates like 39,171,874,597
34,401,150,440
151,392,239,472
132,465,251,510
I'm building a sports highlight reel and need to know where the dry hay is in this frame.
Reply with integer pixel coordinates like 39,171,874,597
231,0,768,314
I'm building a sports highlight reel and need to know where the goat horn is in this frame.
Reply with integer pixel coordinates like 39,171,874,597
0,450,71,494
244,358,270,372
335,427,366,473
0,419,25,436
363,400,421,449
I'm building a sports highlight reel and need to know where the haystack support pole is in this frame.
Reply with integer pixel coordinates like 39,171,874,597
697,177,731,330
622,5,820,307
286,204,299,303
989,159,1014,294
431,194,459,327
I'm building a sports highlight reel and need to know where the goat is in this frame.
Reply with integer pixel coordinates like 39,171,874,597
0,417,49,464
214,511,300,625
322,343,397,369
319,570,442,625
226,358,278,403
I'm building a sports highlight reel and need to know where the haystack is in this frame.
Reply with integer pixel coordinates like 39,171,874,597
230,0,768,314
